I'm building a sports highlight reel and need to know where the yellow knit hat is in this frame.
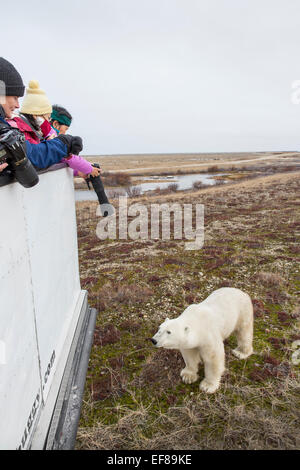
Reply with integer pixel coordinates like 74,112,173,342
20,80,52,115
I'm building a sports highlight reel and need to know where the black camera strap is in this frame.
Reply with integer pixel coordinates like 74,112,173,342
0,116,12,185
0,105,6,120
0,118,9,132
19,114,43,141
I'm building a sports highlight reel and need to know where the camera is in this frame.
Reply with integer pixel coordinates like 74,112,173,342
85,163,114,216
0,126,39,188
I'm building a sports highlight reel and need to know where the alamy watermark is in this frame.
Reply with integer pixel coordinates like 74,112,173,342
0,340,6,365
0,80,6,105
291,340,300,366
96,197,204,250
291,80,300,104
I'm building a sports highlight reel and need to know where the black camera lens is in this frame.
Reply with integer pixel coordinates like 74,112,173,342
14,158,39,188
0,127,39,188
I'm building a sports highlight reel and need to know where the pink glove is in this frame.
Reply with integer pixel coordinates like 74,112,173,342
63,154,93,175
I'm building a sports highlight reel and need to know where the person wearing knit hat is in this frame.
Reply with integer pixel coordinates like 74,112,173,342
7,80,54,145
0,58,25,172
0,58,84,171
0,57,25,124
7,82,100,179
0,57,25,97
21,80,52,117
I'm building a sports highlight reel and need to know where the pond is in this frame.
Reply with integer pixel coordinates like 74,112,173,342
75,172,226,201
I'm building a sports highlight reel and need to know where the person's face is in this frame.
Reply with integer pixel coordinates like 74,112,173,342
1,96,20,118
52,120,69,135
33,113,52,122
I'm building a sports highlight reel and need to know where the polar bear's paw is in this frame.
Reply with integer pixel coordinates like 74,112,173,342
232,348,253,360
180,368,199,384
200,378,220,394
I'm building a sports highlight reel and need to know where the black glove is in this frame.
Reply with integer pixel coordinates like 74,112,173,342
57,134,83,155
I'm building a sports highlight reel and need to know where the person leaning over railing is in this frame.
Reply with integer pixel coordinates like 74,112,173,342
0,57,84,174
49,103,114,216
7,79,101,178
50,105,72,136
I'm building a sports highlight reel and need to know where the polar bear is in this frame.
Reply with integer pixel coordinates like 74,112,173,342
151,287,253,393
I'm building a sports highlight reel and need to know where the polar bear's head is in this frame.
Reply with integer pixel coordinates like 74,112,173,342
151,318,191,350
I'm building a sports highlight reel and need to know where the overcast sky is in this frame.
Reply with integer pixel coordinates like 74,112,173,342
2,0,300,155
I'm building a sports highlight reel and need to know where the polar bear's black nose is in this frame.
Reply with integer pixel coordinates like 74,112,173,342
151,338,157,345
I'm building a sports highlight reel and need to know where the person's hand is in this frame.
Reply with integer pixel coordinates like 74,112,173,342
90,167,101,177
57,134,83,155
77,171,88,179
0,162,8,172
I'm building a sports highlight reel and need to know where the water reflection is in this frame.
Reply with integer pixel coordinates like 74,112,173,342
75,173,225,201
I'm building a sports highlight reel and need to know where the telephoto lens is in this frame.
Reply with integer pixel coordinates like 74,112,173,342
14,156,40,188
86,163,115,217
0,127,39,188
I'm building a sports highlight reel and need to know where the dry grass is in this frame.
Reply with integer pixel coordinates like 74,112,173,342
102,172,132,187
256,271,286,287
89,281,154,312
75,168,300,451
82,151,300,175
77,378,300,450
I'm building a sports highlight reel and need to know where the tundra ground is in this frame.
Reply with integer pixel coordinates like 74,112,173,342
75,170,300,450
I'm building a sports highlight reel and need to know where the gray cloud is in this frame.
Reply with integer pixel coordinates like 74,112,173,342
2,0,300,154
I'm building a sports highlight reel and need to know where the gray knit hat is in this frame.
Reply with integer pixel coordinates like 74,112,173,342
0,58,25,97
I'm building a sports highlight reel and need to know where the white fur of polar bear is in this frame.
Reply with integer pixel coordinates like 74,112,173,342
151,287,253,393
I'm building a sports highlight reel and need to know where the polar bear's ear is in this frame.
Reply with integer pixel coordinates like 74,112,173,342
165,317,170,322
184,326,189,334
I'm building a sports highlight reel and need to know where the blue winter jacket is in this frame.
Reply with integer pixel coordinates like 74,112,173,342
0,114,68,169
